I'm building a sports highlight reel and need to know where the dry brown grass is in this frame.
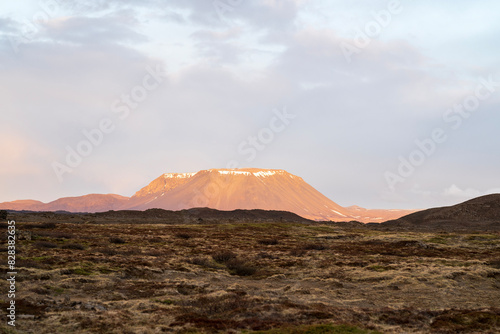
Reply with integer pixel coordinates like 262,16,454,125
1,219,499,333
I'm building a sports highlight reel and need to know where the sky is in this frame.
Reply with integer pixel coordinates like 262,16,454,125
1,0,499,210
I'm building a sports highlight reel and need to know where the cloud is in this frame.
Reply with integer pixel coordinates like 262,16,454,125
0,20,165,202
158,10,186,25
82,0,304,30
1,1,499,211
191,28,242,42
190,27,247,64
0,131,51,176
443,184,481,198
41,12,147,46
443,184,500,199
0,17,16,33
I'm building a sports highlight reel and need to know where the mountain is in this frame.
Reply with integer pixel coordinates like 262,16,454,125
0,194,128,213
0,168,414,222
43,194,129,212
123,169,414,222
0,199,44,211
346,205,418,222
123,169,354,221
382,194,500,230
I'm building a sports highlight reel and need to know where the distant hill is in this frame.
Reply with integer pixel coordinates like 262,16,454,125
0,194,128,212
4,207,312,225
381,194,500,231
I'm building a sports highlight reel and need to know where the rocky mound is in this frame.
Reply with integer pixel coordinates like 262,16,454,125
3,207,311,225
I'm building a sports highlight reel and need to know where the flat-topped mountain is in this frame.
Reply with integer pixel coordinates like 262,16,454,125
123,168,354,221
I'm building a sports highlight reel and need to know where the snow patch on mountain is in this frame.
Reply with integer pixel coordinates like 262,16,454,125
218,171,252,176
163,173,196,179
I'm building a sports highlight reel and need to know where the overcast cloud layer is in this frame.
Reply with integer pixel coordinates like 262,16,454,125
1,0,499,209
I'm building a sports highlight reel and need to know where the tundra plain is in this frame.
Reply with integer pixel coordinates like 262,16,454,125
1,211,500,333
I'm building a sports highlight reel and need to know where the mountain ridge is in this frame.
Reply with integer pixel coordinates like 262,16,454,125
0,168,415,222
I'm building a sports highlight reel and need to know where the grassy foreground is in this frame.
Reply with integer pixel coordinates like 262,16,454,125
1,219,500,333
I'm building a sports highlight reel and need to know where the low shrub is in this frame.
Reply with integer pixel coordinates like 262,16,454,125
304,243,328,251
212,251,237,263
156,299,175,305
120,247,143,255
72,268,92,276
487,259,500,269
175,232,193,240
252,324,382,334
62,243,86,250
188,257,219,269
149,237,163,243
96,248,118,256
145,249,164,257
226,258,257,276
109,237,126,244
36,231,73,239
258,252,278,259
258,238,279,245
182,293,253,316
35,241,58,249
431,310,500,332
290,248,307,257
35,222,57,229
